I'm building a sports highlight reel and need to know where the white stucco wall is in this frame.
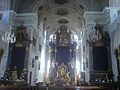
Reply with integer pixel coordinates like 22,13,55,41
109,0,120,7
0,11,10,79
111,27,120,81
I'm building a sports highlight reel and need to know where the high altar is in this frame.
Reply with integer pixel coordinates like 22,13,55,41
48,25,79,85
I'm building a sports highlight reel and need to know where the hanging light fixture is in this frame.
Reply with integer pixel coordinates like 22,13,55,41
2,25,16,44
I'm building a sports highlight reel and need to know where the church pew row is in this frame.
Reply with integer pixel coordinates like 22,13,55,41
0,86,106,90
0,86,38,90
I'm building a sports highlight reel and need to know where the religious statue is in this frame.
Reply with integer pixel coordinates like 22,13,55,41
57,67,65,78
16,25,29,41
76,74,81,86
11,66,18,80
3,70,9,80
20,72,25,80
59,30,69,46
114,45,120,81
57,63,66,78
22,69,27,82
56,63,70,83
44,74,50,84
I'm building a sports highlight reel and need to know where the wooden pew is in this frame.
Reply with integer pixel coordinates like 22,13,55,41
0,86,38,90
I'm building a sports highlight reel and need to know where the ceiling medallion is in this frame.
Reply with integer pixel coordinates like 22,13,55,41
58,19,69,24
56,8,68,16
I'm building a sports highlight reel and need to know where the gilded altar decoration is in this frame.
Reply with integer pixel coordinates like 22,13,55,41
59,32,69,46
56,63,70,83
59,26,69,46
75,73,81,85
0,48,4,62
44,74,50,84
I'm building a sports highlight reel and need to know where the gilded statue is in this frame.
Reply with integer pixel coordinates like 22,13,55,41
57,67,66,78
56,63,70,83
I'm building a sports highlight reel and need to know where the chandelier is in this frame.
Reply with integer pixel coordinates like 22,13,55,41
87,24,102,43
2,25,16,44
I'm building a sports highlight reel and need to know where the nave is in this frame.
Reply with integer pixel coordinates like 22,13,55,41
1,0,120,90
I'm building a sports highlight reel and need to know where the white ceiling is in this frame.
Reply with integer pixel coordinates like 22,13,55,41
12,0,108,37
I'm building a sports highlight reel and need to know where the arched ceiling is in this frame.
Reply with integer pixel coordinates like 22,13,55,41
11,0,108,37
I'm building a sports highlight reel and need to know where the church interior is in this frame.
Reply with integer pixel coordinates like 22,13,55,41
0,0,120,90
